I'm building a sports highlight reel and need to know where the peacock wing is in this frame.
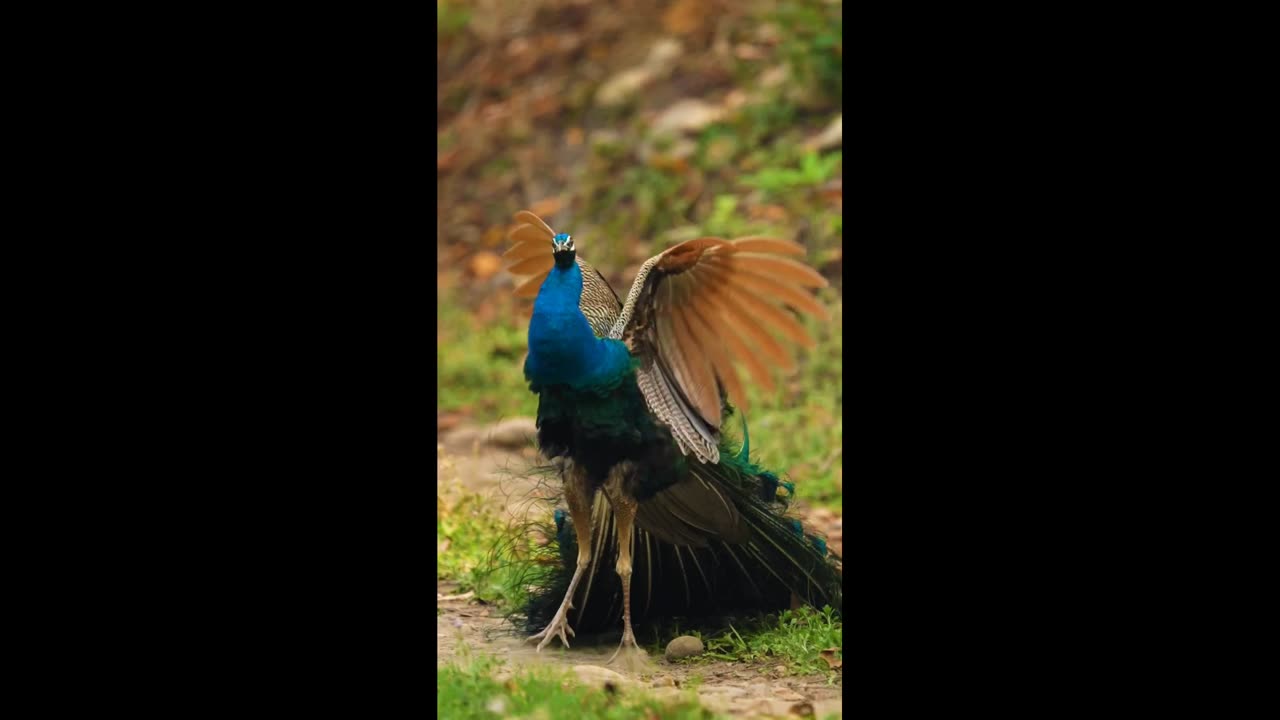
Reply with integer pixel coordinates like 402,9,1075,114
503,210,622,336
609,235,829,463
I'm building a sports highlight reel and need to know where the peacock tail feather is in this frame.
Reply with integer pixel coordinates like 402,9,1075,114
523,422,841,635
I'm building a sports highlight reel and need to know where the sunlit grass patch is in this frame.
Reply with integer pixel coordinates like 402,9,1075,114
438,655,717,720
658,606,843,681
437,448,549,608
438,289,538,424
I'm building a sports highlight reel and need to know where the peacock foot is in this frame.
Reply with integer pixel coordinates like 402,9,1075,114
607,628,644,665
527,607,576,652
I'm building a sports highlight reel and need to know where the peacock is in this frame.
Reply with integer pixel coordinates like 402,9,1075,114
504,210,841,660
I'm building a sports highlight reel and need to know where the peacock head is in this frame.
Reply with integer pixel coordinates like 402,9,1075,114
552,232,575,268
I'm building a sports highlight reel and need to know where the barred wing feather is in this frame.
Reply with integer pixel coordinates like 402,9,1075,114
610,236,829,463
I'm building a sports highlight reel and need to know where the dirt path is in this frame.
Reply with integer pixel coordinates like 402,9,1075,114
437,419,843,718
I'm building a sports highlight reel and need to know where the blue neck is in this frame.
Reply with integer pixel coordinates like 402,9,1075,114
525,262,631,389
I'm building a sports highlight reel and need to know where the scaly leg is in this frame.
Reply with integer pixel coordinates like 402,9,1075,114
528,461,594,651
606,475,643,663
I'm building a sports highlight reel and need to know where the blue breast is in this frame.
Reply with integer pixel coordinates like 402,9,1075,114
525,263,632,390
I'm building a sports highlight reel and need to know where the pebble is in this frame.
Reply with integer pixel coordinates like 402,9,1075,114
664,635,705,661
572,665,631,689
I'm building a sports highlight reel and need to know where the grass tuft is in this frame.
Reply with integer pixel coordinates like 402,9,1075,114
438,655,717,719
670,606,843,681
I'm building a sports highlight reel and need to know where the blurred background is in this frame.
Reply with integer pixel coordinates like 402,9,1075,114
437,4,846,706
437,0,843,509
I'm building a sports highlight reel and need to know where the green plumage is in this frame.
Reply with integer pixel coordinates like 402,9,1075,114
525,421,842,635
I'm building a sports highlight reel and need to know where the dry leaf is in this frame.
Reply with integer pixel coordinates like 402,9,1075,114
662,0,709,35
469,251,503,280
818,647,842,670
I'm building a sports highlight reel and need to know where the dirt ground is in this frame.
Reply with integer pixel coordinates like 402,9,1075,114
437,418,843,718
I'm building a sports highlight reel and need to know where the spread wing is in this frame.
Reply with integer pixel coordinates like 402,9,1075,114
609,236,829,463
503,210,621,337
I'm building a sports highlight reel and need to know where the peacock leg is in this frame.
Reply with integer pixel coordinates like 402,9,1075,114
607,483,643,663
528,461,594,651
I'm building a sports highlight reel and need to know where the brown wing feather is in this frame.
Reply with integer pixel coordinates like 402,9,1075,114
729,237,807,255
513,270,550,298
725,253,828,287
723,267,829,320
508,255,556,276
710,281,816,349
668,277,721,426
504,211,557,297
676,281,746,412
503,241,549,263
695,277,796,371
622,234,829,443
700,290,776,397
514,211,556,236
510,223,552,245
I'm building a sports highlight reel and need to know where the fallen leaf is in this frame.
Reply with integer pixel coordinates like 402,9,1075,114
818,647,842,670
565,127,584,146
651,99,726,135
662,0,710,35
437,538,451,554
469,251,503,280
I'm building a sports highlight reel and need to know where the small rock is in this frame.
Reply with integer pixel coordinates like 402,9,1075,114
573,665,631,688
664,635,705,661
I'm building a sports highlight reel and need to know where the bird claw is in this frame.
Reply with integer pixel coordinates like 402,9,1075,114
607,629,643,664
528,610,576,652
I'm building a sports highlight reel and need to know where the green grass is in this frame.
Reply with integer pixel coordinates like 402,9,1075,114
439,655,717,719
437,474,543,608
437,288,538,424
740,151,842,194
437,0,470,38
660,606,843,681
